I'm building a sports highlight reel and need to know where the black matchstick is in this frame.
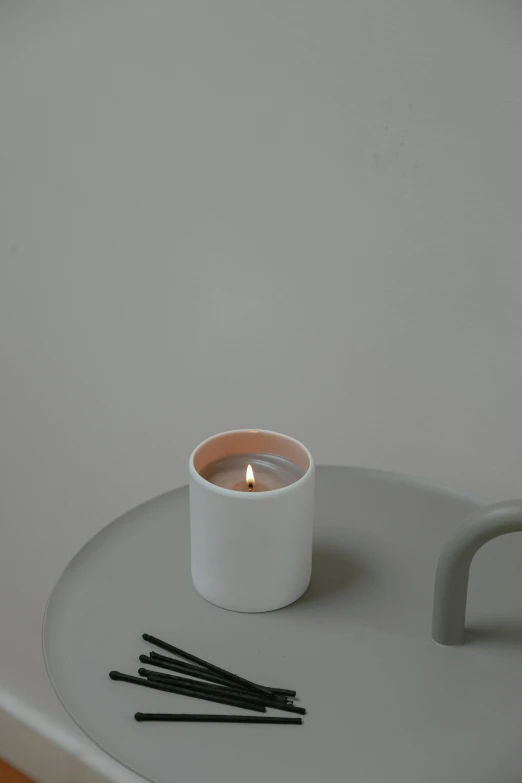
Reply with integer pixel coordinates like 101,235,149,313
139,655,241,690
268,687,297,698
148,652,240,682
148,651,297,698
142,634,273,696
139,667,266,700
109,671,266,712
135,713,303,724
137,668,274,706
140,669,306,715
140,658,291,703
150,651,207,670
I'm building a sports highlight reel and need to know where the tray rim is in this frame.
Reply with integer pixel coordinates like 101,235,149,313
41,464,487,782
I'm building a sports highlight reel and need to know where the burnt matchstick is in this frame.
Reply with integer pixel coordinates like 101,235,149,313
142,634,273,697
148,651,297,699
109,671,266,712
135,713,303,724
140,669,306,715
140,658,291,704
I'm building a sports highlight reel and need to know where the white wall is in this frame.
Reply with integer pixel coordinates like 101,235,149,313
1,0,521,775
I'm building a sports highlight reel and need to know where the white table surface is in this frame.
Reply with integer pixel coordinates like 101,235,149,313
44,467,522,783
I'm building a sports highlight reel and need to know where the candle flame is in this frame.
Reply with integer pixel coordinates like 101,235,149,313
246,464,255,489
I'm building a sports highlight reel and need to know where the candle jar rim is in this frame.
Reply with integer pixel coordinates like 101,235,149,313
189,429,313,498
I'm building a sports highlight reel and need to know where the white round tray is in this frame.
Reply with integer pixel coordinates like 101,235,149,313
43,467,522,783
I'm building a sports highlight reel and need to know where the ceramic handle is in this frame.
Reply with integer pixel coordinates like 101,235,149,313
432,500,522,645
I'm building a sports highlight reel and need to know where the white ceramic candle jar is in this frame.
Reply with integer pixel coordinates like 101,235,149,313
189,429,315,612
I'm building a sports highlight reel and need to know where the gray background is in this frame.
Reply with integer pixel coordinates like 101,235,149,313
1,0,522,779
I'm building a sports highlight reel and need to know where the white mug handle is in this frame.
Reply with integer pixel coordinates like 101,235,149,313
432,501,522,645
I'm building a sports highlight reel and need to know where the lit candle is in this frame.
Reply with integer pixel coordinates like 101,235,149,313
246,464,255,491
200,453,305,493
189,429,315,612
